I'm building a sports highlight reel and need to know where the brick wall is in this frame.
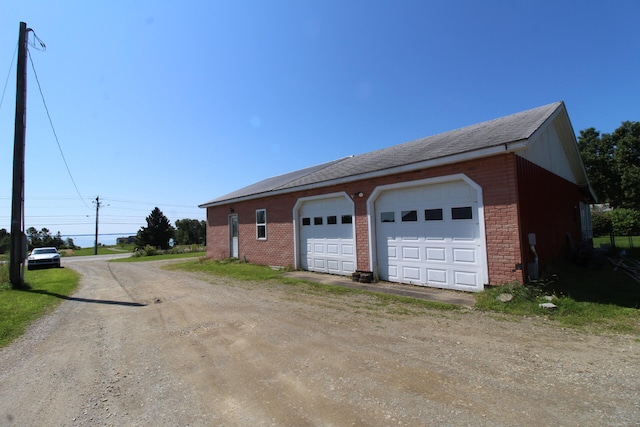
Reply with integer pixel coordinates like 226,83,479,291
205,153,547,285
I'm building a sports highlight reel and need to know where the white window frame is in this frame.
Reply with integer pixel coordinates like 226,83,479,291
256,209,267,240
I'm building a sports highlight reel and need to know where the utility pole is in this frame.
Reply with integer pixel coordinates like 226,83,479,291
94,196,102,255
9,22,30,288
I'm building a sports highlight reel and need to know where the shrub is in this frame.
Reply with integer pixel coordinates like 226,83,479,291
144,245,158,256
592,210,613,236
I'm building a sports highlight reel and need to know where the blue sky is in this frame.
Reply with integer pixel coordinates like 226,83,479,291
1,1,638,247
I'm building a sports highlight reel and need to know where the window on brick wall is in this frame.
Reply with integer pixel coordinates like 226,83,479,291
256,209,267,239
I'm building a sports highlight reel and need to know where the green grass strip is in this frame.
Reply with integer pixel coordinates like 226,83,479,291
0,267,80,348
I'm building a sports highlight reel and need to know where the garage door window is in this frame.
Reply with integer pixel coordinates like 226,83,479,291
327,215,337,225
256,209,267,239
451,206,473,220
314,217,323,225
401,210,417,222
341,215,352,224
424,208,443,221
381,212,395,223
302,217,311,226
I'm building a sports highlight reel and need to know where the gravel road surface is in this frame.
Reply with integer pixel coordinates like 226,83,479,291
1,259,638,426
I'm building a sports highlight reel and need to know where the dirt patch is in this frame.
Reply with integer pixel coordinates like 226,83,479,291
1,260,638,426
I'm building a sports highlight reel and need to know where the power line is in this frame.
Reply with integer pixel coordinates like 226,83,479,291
101,197,201,209
0,42,18,112
27,48,91,210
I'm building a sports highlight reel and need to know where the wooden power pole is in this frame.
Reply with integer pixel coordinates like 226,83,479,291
9,22,29,288
94,196,101,255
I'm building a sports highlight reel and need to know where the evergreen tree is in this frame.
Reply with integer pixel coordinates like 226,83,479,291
137,207,175,249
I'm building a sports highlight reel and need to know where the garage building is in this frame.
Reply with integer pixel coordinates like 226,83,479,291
200,102,595,291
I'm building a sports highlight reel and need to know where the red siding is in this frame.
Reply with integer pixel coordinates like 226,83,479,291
207,153,586,285
516,156,588,276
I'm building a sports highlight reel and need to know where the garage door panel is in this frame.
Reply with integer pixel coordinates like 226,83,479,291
388,265,398,279
299,196,355,276
403,266,421,281
426,247,446,261
426,268,447,284
375,179,485,292
450,226,477,240
342,261,355,272
454,271,478,287
388,246,397,258
401,246,421,260
449,182,474,200
453,248,476,263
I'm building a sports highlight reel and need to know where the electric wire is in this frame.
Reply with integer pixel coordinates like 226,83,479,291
101,197,200,209
27,47,91,210
0,42,18,112
27,30,46,52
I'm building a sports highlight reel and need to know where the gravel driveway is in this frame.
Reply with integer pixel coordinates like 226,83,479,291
0,259,638,426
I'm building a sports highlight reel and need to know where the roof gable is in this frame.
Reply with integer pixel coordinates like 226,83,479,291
200,101,592,207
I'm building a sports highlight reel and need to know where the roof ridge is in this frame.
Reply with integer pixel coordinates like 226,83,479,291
271,156,352,191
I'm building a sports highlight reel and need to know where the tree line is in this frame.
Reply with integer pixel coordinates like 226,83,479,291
0,207,205,254
578,120,640,239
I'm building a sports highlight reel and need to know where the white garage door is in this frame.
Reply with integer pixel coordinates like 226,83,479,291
299,196,355,275
375,180,486,291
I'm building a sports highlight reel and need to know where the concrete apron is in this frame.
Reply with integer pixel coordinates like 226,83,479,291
282,271,476,307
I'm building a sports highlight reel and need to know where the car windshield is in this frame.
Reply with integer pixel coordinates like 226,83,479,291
33,248,57,254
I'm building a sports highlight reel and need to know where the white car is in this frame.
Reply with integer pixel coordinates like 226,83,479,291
27,247,61,270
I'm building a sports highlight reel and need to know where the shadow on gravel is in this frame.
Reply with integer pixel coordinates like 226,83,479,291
21,289,147,307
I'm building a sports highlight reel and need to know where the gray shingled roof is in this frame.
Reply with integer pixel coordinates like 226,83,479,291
200,102,563,207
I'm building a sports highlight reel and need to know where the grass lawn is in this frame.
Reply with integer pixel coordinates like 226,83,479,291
475,255,640,334
63,244,135,256
593,235,640,250
0,266,80,348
